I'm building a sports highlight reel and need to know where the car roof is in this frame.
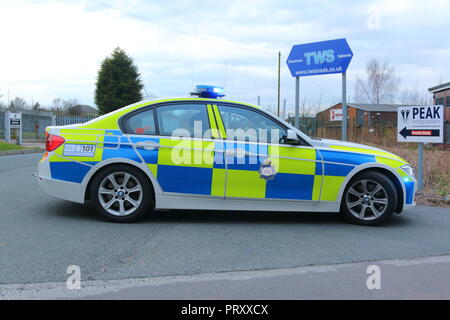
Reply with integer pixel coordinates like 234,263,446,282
140,97,261,109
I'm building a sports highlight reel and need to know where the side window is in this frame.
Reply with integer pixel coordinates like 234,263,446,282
124,109,156,135
156,104,210,137
218,105,287,143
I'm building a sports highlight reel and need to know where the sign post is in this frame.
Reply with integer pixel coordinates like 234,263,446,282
295,77,300,129
397,105,444,190
342,72,347,141
286,38,353,139
4,111,22,145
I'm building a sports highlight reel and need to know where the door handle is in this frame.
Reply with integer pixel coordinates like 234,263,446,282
225,148,248,157
135,141,160,150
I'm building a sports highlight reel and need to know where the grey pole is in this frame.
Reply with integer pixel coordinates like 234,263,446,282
277,51,281,117
418,143,424,190
295,77,300,129
257,96,261,106
282,99,286,121
342,72,348,141
17,114,22,146
4,111,10,143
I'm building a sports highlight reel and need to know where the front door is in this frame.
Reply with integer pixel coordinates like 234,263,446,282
214,104,323,201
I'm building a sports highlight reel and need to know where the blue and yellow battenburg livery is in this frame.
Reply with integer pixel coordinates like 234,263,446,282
38,95,416,224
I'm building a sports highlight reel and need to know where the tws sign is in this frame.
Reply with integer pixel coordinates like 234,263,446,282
286,39,353,77
286,38,353,141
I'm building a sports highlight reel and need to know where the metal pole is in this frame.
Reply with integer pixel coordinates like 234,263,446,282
5,111,10,143
342,72,348,141
257,96,261,106
17,112,22,146
277,51,281,117
282,99,286,121
418,143,424,190
295,77,300,129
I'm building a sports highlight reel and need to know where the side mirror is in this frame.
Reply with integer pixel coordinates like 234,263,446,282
285,129,300,144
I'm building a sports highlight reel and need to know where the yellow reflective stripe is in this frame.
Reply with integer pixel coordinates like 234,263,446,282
312,175,323,201
212,105,227,139
147,164,158,178
158,138,214,168
321,176,346,201
211,168,226,196
207,104,219,139
376,156,404,168
329,145,406,163
226,170,266,198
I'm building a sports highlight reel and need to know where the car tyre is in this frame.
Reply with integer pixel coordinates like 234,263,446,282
90,165,153,222
341,171,398,226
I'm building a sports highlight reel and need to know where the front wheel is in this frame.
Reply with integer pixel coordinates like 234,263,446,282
90,165,153,222
341,171,398,226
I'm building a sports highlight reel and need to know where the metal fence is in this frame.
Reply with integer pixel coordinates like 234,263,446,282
1,109,98,141
287,113,450,147
54,115,97,126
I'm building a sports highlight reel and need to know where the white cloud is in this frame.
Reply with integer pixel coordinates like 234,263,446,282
0,0,448,108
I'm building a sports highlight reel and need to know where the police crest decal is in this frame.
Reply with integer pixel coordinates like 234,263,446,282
259,158,277,181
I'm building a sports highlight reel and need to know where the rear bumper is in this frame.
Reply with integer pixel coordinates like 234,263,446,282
37,158,85,204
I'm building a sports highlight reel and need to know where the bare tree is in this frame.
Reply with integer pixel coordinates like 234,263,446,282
354,58,400,104
62,98,78,110
8,97,28,111
50,98,78,113
399,88,433,105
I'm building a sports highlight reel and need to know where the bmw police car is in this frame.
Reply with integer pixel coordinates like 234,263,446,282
37,85,416,225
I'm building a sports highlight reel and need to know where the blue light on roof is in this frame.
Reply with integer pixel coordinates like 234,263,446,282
190,85,225,99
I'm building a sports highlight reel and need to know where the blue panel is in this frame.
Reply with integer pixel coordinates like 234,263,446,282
315,162,323,175
315,150,322,161
266,173,314,200
50,162,95,183
102,144,141,163
129,137,160,164
323,163,354,176
214,141,225,169
157,165,213,195
319,150,376,165
103,135,119,148
404,181,415,204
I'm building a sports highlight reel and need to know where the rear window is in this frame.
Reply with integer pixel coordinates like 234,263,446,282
124,109,156,135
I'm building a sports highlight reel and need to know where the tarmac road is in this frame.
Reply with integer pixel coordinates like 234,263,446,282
0,153,449,299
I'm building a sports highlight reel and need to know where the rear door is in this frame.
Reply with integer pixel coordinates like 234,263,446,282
123,102,226,197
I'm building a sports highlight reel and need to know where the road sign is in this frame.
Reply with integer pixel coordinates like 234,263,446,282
8,112,22,129
286,38,353,77
4,111,22,144
397,105,444,143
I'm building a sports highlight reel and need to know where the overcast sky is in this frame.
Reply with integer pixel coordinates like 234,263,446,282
0,0,449,113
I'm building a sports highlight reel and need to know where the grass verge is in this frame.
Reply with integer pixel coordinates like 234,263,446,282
368,143,450,208
0,141,27,151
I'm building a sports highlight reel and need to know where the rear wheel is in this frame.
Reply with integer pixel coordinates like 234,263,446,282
341,171,398,226
90,165,153,222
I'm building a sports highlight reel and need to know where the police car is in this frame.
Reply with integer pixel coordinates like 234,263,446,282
37,85,416,225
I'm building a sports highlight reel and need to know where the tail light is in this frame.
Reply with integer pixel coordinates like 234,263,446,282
45,132,65,151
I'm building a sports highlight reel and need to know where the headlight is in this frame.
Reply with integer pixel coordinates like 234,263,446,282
401,164,415,177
